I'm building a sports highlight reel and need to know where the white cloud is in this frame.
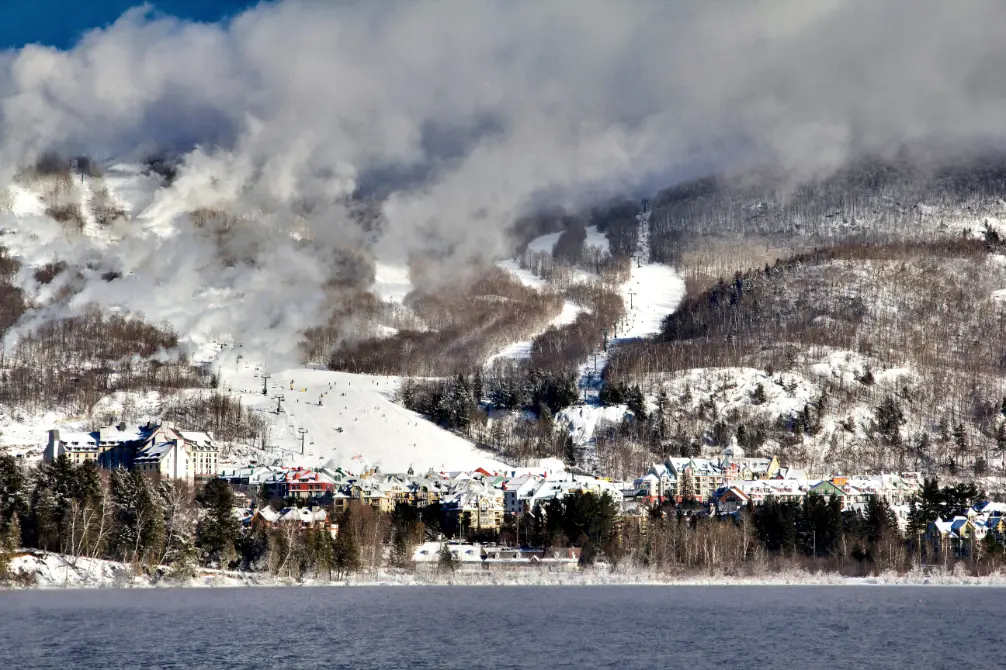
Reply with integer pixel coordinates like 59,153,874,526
2,0,1006,365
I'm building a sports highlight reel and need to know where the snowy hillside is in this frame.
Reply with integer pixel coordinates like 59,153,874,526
215,354,507,472
488,210,687,465
0,164,521,472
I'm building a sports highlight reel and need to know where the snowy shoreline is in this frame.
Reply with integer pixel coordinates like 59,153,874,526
7,552,1006,590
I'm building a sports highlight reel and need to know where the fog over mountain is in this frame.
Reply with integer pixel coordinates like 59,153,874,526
2,0,1006,365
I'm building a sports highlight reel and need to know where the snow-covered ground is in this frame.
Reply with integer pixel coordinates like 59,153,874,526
527,230,563,255
584,225,610,254
215,353,507,473
10,550,1006,589
0,168,684,476
617,263,686,339
484,301,582,366
492,212,687,458
525,225,610,257
373,261,412,305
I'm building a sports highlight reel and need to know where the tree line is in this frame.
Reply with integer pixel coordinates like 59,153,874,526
399,367,579,466
330,267,564,376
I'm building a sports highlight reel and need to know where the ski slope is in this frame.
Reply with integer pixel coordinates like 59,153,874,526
618,262,686,339
525,225,610,256
0,166,680,475
494,211,687,460
218,353,507,472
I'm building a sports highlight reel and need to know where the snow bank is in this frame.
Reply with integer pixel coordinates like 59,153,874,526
555,404,630,446
11,551,1006,589
10,552,144,589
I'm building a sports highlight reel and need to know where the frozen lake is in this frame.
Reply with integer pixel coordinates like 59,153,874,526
0,585,996,668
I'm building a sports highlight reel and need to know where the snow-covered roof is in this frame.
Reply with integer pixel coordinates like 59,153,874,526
278,507,327,524
973,501,1006,515
179,430,215,448
412,542,484,563
134,441,179,463
97,424,148,444
59,431,98,446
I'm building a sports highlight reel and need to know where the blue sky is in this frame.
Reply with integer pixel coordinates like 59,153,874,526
0,0,260,50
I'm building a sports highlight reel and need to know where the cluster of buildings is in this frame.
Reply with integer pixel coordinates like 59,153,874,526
926,502,1006,548
219,463,632,533
44,421,219,485
635,447,924,529
41,422,951,542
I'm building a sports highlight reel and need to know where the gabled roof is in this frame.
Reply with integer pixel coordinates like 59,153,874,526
179,431,216,448
809,480,846,497
134,441,182,463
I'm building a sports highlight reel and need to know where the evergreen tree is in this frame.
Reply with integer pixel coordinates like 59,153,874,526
562,432,577,468
942,481,980,517
598,381,625,406
390,502,419,568
333,507,361,576
0,455,27,524
874,396,905,451
679,471,696,503
240,517,271,570
28,479,59,551
865,495,899,546
544,497,565,547
0,514,20,581
391,528,411,568
626,385,647,422
109,469,165,567
995,422,1006,471
908,477,944,534
196,479,241,567
437,542,457,574
953,423,968,464
420,500,443,539
472,371,484,405
306,527,335,579
798,493,843,557
754,497,799,554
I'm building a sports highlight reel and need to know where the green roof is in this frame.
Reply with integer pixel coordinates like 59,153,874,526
809,481,847,497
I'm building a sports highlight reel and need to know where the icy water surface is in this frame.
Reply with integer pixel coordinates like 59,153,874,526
0,585,995,669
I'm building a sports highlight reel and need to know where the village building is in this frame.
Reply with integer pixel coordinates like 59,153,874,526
44,421,219,485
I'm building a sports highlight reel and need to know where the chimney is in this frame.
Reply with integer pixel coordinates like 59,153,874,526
117,422,126,432
46,429,60,462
